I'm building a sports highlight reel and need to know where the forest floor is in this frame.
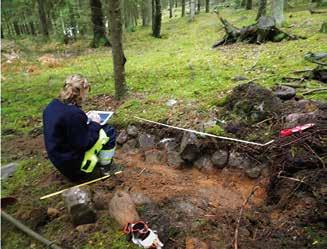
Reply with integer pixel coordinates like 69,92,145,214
1,7,327,249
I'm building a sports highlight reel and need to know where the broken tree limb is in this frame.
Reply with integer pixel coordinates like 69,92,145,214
40,171,123,200
302,88,327,95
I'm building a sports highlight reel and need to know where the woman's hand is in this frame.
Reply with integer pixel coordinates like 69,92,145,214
87,111,101,124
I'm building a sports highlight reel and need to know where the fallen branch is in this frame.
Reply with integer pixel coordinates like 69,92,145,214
234,186,259,249
303,88,327,95
309,8,327,14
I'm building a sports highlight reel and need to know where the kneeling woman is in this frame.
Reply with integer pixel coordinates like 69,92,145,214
43,74,116,182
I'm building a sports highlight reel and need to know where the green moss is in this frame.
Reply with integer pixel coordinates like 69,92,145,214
205,124,225,136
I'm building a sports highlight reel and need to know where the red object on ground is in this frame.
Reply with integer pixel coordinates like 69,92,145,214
280,123,315,137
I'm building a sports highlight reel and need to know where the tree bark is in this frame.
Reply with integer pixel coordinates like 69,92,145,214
152,0,161,38
13,21,21,36
90,0,110,47
256,0,267,20
272,0,284,26
197,0,201,14
29,22,36,36
69,3,77,39
246,0,252,10
141,0,152,26
190,0,196,21
109,0,128,100
206,0,210,13
37,0,49,37
181,0,186,17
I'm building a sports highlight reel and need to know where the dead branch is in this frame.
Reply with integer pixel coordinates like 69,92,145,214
234,186,259,249
309,8,327,14
302,88,327,95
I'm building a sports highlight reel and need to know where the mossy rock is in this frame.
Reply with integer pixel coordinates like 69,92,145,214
205,125,225,136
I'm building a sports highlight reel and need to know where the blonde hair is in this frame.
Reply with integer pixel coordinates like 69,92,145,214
59,74,90,105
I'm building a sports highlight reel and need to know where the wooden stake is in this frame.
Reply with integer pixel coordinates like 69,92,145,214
40,171,123,200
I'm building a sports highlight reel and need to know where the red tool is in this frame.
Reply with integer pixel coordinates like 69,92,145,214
280,123,315,137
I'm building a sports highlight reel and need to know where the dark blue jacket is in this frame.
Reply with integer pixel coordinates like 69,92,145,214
43,99,101,179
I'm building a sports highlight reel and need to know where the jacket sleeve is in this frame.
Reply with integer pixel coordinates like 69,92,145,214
66,111,102,151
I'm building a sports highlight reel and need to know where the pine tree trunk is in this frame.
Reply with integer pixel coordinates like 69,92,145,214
152,0,161,38
13,21,21,36
182,0,186,17
109,0,128,100
90,0,110,47
37,0,49,37
197,0,201,14
241,0,246,7
29,22,36,36
206,0,210,13
256,0,267,20
141,0,152,26
246,0,252,10
169,0,173,18
190,0,196,21
69,3,77,39
272,0,284,26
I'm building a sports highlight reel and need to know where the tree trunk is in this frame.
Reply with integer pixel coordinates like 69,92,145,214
29,22,36,36
182,0,186,17
256,0,267,20
197,0,201,14
272,0,284,26
141,0,152,26
246,0,252,10
37,0,49,37
241,0,246,7
152,0,161,38
190,0,196,21
13,21,21,36
90,0,110,47
69,3,77,39
109,0,128,100
206,0,210,13
169,0,173,18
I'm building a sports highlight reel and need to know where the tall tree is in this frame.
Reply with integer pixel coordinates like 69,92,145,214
205,0,210,13
37,0,49,37
152,0,161,38
141,0,152,26
181,0,185,17
108,0,128,100
190,0,196,21
169,0,173,18
246,0,252,10
256,0,267,20
272,0,284,26
90,0,110,47
197,0,201,14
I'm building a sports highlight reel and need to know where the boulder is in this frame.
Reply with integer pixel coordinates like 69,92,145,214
127,125,138,137
122,139,138,153
138,133,156,150
109,190,140,227
194,156,215,173
144,149,164,164
186,237,209,249
211,150,228,168
167,151,184,167
228,152,250,169
245,166,262,179
63,187,96,226
274,86,296,100
158,138,177,152
116,130,128,145
180,132,200,162
1,162,18,180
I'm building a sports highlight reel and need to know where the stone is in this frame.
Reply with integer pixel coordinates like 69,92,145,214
167,151,183,167
211,150,228,168
75,224,96,233
47,208,60,220
228,152,250,169
186,237,209,249
63,187,97,226
166,99,177,107
138,133,156,150
144,149,164,164
158,138,177,152
109,190,140,228
116,130,128,145
130,192,152,205
1,162,18,180
245,166,262,179
285,111,318,128
194,156,215,173
274,86,296,100
232,75,248,81
122,139,138,153
127,125,138,137
180,132,200,162
92,192,109,210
